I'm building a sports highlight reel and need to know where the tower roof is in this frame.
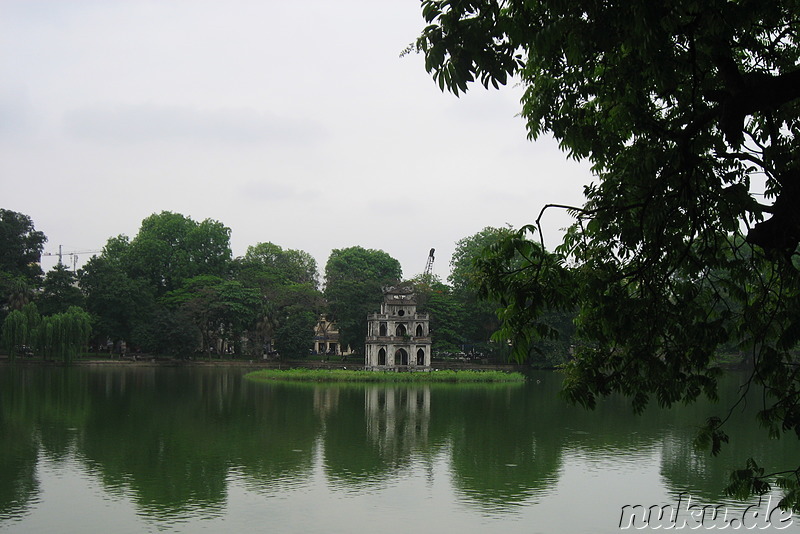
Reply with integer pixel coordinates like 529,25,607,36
382,285,416,304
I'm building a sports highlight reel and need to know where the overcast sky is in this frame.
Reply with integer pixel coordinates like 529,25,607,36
1,0,590,282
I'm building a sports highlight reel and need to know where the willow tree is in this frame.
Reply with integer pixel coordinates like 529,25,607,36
0,303,40,360
36,307,92,363
416,0,800,509
1,310,27,361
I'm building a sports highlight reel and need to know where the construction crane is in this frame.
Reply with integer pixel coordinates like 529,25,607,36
423,248,435,278
42,245,102,272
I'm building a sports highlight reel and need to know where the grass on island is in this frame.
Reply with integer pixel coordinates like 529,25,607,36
245,368,526,383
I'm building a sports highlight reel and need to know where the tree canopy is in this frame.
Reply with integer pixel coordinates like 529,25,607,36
323,246,402,354
448,227,510,351
125,211,232,296
38,264,85,316
0,209,46,283
237,242,319,289
162,275,260,357
0,209,46,321
233,242,323,358
408,275,464,353
79,254,155,344
417,0,800,509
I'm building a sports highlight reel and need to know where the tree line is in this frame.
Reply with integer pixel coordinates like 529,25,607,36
0,208,575,363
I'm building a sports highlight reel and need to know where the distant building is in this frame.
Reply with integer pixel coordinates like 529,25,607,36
313,315,345,355
365,286,431,370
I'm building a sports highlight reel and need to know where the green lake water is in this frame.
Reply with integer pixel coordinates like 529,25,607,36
0,365,798,533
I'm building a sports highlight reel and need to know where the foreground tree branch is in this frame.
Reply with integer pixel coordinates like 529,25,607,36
417,0,800,511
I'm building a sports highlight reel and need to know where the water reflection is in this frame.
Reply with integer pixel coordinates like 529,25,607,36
0,420,39,521
323,386,419,492
365,386,430,454
436,384,563,513
0,366,798,532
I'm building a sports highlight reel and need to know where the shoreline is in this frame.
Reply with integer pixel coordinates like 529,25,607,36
0,355,534,373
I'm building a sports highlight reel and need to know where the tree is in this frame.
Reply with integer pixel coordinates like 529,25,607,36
238,242,319,289
80,213,233,354
0,209,46,284
1,302,42,360
162,275,260,357
130,307,200,357
323,247,402,354
417,0,800,509
446,226,575,363
449,227,512,357
270,282,324,358
1,301,90,363
450,228,511,293
34,306,91,362
78,254,155,346
0,209,45,326
3,277,32,312
408,275,462,353
247,299,279,357
38,264,85,316
1,310,27,361
126,212,232,296
233,242,323,358
274,306,317,359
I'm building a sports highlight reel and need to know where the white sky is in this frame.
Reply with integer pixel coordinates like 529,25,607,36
0,0,590,282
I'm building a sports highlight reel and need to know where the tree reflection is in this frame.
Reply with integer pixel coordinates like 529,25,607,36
0,366,91,520
657,374,800,504
322,386,414,491
1,366,798,526
439,384,563,511
0,420,38,521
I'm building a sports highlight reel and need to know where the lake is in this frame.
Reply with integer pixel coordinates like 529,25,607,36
0,365,798,533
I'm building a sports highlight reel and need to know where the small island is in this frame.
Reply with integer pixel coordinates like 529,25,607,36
245,368,526,383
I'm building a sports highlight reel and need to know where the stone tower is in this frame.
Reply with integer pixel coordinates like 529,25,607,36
365,286,431,370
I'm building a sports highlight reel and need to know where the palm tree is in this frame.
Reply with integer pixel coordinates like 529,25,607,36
7,278,32,311
251,300,278,358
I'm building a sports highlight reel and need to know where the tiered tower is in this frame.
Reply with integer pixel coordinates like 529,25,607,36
365,286,431,370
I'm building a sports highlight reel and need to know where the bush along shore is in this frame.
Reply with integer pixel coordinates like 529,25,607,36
245,368,526,383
